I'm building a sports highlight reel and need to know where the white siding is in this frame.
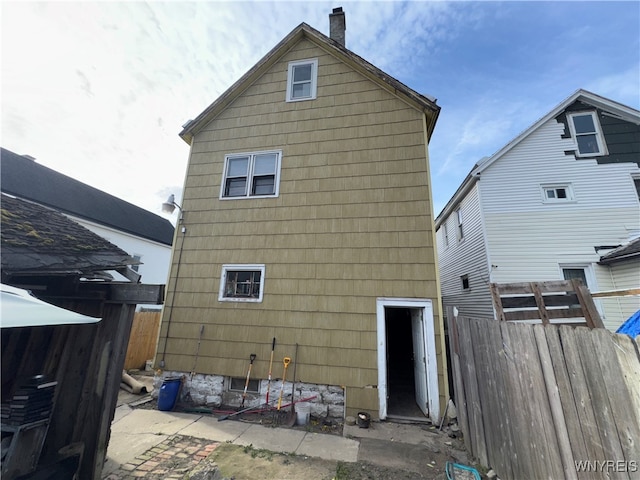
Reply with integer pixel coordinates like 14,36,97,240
436,182,493,319
596,261,640,331
69,215,172,294
478,117,640,331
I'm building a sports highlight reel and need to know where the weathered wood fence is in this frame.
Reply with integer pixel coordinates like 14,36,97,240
123,310,161,370
448,313,640,480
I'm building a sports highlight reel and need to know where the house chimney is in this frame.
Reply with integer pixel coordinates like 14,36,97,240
329,7,346,46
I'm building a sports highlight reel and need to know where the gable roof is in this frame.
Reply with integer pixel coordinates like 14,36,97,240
179,22,440,144
1,193,137,282
1,147,175,246
435,89,640,227
598,237,640,265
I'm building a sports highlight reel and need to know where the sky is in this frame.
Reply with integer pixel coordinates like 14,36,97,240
2,1,639,221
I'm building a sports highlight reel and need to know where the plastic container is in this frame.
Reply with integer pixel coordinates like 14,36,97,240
357,412,371,428
296,402,311,425
157,377,182,411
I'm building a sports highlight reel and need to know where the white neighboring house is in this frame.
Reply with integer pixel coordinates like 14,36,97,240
1,147,174,308
435,90,640,331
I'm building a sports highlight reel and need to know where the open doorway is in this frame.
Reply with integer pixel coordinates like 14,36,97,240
376,298,439,423
385,307,426,419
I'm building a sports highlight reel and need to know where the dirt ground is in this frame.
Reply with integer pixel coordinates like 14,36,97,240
192,442,455,480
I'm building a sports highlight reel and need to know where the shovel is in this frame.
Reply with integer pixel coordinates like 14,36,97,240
285,343,299,427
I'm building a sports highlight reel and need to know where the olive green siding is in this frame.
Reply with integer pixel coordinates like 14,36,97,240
159,38,446,415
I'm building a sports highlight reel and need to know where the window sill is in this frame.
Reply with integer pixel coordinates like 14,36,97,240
219,194,279,201
219,297,263,303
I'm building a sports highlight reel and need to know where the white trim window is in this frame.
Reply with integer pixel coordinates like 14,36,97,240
567,111,607,157
456,208,464,241
219,264,265,302
221,150,282,199
632,175,640,202
443,222,449,247
541,184,574,203
286,58,318,102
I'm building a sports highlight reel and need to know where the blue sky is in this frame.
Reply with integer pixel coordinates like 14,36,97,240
2,1,638,219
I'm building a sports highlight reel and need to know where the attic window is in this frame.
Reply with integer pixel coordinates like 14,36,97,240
567,112,607,157
286,58,318,102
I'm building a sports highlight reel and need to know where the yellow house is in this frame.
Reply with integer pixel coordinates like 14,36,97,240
157,9,448,423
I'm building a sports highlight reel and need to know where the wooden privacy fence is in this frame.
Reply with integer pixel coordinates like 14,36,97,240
124,311,161,370
448,313,640,480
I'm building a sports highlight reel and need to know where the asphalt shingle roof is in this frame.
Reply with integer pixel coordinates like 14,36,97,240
599,237,640,264
1,194,136,277
1,148,174,246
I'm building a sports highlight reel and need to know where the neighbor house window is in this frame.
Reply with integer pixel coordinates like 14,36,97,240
542,184,574,203
567,112,607,157
633,176,640,201
131,254,142,272
443,223,449,247
221,151,282,199
461,274,470,290
286,58,318,102
219,264,265,302
456,209,464,241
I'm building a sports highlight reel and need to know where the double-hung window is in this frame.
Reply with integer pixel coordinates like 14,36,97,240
456,208,464,241
286,58,318,102
219,265,265,302
567,111,607,157
221,150,282,199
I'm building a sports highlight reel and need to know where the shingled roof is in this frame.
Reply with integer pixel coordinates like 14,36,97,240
599,237,640,265
1,194,137,281
1,148,174,246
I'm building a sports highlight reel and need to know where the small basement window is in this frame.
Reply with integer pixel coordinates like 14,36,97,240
229,377,259,393
461,274,470,290
542,184,574,203
219,264,265,302
286,58,318,102
567,111,607,157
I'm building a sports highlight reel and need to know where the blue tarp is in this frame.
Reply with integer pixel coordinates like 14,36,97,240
616,309,640,337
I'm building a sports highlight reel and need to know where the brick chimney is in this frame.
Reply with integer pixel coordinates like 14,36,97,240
329,7,346,46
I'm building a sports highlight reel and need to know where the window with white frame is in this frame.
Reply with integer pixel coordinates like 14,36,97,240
286,58,318,102
219,265,265,302
542,184,574,203
221,151,281,199
633,176,640,201
567,111,607,157
443,222,449,247
456,208,463,241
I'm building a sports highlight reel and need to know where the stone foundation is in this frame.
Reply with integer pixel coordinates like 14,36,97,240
154,371,344,420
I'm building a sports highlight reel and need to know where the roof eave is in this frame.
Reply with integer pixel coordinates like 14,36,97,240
179,23,440,144
473,89,640,176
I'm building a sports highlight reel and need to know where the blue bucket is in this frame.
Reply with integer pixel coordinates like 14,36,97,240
157,377,182,411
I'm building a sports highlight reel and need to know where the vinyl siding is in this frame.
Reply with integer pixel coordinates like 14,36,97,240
160,38,443,413
479,116,640,331
436,182,493,319
596,261,640,330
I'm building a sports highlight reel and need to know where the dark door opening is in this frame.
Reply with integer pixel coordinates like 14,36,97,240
385,307,426,419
